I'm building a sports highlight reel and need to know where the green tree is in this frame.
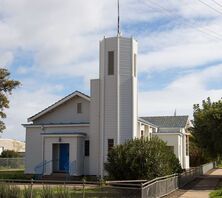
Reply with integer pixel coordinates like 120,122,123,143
105,136,182,180
192,97,222,160
189,135,210,166
0,150,20,158
0,68,20,132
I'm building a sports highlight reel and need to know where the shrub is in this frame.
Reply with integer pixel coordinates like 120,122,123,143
105,136,182,180
0,150,20,158
210,188,222,198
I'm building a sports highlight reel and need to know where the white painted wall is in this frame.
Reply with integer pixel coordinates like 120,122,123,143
25,125,89,175
89,79,100,176
34,96,90,124
99,36,138,177
119,37,138,142
154,133,183,167
25,127,43,174
43,136,84,176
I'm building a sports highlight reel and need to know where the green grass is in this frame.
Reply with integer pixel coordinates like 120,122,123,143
210,188,222,198
0,183,107,198
0,170,32,180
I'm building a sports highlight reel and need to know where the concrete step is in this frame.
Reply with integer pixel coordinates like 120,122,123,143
42,173,70,180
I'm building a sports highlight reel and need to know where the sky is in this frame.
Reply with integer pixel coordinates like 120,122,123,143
0,0,222,141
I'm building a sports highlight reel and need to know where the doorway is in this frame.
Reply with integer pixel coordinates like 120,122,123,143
52,143,69,173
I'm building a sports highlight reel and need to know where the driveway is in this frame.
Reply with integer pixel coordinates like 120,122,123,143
166,168,222,198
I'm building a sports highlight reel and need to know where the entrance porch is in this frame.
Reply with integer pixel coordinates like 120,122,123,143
39,132,86,176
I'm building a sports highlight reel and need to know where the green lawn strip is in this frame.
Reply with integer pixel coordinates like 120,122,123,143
0,170,31,180
210,188,222,198
21,186,105,198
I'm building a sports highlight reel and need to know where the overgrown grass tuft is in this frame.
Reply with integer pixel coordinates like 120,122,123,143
210,188,222,198
0,183,103,198
0,183,21,198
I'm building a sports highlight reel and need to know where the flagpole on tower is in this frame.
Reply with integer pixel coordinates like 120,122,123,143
117,0,120,35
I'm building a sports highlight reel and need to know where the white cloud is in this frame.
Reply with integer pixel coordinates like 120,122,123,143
138,64,222,117
2,88,60,141
0,51,13,67
0,0,222,141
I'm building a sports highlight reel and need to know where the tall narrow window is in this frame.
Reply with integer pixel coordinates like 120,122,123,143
85,140,89,156
141,130,144,138
108,139,114,152
134,54,137,77
108,51,114,75
77,103,82,113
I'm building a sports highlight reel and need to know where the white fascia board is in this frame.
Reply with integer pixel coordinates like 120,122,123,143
155,132,182,136
28,91,90,122
41,134,86,138
22,123,89,128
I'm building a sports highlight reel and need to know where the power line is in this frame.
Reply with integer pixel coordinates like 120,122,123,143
141,0,222,42
211,0,222,8
197,0,222,15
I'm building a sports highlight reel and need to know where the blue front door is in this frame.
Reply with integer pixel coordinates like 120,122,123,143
59,144,69,172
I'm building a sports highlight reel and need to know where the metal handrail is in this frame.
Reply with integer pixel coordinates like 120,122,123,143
34,159,56,178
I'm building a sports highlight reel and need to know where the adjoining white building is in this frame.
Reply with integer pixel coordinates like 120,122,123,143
23,35,190,178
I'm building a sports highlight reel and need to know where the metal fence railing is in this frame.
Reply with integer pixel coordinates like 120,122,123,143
141,174,178,198
0,158,24,170
0,161,216,197
179,161,217,187
106,161,216,198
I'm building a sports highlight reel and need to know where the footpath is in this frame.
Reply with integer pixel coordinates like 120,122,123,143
167,168,222,198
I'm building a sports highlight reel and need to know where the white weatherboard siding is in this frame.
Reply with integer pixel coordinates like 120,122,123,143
119,37,138,143
34,96,90,124
24,35,190,178
25,127,43,174
99,37,118,176
99,36,138,177
25,125,89,175
89,79,100,175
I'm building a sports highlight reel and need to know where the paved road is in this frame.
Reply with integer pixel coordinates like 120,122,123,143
167,168,222,198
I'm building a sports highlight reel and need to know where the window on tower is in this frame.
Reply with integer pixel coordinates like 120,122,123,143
134,54,137,77
108,139,114,152
85,140,90,156
108,51,114,75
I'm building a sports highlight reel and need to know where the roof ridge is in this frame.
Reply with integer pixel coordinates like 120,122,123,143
28,90,90,122
141,115,189,118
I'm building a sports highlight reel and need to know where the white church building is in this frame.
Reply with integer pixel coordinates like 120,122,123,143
23,35,190,178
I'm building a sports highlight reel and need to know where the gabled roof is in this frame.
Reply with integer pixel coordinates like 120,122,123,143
138,117,158,128
28,91,90,122
140,116,189,128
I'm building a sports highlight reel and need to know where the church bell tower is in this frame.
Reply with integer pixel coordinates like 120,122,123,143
99,35,138,176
